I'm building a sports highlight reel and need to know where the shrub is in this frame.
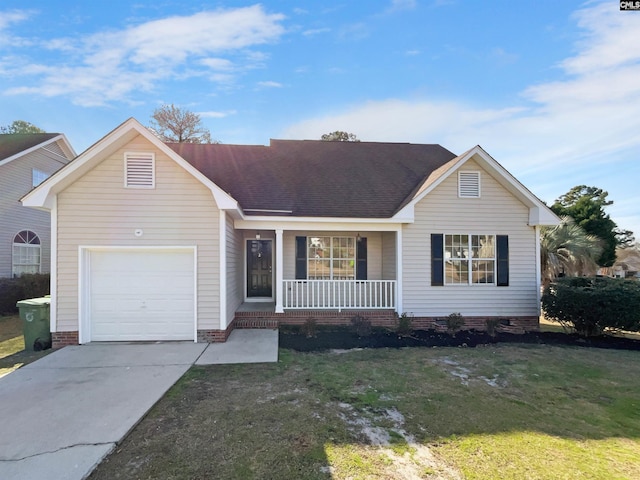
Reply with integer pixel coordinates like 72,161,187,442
301,317,317,338
350,314,372,337
396,312,414,336
542,277,640,336
446,312,465,334
0,274,50,314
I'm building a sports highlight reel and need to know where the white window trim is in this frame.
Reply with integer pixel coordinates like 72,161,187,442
12,230,41,277
32,169,49,188
124,152,155,189
458,171,481,198
444,233,495,285
307,236,356,280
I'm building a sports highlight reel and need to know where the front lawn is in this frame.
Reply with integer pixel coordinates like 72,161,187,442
89,344,640,479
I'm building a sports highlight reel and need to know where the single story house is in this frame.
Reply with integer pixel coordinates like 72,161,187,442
22,118,559,348
0,133,75,278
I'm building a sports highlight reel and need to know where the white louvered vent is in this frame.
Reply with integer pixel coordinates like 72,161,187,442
125,152,155,188
458,171,480,198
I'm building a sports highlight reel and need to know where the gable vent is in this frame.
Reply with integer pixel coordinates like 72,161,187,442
458,171,480,198
125,153,155,188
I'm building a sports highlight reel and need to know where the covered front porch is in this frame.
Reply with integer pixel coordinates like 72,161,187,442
232,223,403,315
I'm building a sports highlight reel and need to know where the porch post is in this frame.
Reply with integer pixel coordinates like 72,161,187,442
396,228,403,314
275,228,284,313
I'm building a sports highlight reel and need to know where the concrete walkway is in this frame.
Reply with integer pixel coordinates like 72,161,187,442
0,330,278,480
196,328,279,365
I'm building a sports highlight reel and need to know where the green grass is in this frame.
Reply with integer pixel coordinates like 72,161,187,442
89,344,640,480
0,314,51,377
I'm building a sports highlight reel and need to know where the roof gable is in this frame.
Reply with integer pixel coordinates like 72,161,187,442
0,133,75,167
394,145,560,226
21,118,237,211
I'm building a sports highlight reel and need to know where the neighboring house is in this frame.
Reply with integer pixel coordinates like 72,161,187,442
0,133,75,278
22,118,559,348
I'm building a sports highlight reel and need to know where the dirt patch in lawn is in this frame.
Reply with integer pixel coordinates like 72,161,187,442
279,326,640,352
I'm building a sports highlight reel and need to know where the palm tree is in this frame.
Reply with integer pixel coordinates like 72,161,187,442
540,216,602,287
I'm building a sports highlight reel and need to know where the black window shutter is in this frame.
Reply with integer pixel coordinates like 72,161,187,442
431,234,444,286
496,235,509,286
295,236,307,279
356,237,367,280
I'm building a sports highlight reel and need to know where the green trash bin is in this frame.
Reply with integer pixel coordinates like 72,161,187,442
16,297,52,351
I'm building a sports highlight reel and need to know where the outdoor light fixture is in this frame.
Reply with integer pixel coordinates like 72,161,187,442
256,232,261,240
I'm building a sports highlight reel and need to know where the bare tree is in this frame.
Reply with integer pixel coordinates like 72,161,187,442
149,104,218,143
320,131,360,142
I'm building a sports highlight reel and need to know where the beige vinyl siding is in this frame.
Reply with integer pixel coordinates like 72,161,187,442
226,214,244,324
381,231,397,280
0,144,69,277
403,159,538,317
283,231,383,279
56,134,220,332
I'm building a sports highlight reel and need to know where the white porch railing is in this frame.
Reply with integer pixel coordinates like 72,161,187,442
283,280,396,310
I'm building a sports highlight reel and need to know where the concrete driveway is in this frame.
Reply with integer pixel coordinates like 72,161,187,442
0,342,207,480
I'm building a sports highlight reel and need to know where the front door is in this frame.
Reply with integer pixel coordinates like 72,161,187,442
247,240,272,297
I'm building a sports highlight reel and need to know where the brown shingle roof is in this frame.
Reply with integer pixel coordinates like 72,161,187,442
167,139,457,218
0,134,60,161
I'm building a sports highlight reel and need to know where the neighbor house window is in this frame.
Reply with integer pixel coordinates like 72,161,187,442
12,230,41,277
32,169,49,188
124,152,155,188
307,236,356,280
444,234,495,284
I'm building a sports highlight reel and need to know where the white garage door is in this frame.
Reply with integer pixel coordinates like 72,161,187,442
89,249,195,341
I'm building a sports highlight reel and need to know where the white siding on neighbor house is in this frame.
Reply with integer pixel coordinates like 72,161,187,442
0,145,69,277
56,134,220,333
282,231,384,280
403,159,538,317
226,214,244,324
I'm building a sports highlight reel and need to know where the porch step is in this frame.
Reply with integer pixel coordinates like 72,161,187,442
234,317,279,329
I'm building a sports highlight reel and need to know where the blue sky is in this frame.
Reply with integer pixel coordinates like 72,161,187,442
1,1,639,236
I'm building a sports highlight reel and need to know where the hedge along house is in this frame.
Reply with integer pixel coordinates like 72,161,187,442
22,118,559,348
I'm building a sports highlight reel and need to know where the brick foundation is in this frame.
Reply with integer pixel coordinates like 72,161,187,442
235,309,398,329
234,311,539,335
52,331,79,348
197,318,237,343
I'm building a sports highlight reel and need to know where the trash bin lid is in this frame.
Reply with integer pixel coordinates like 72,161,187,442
16,297,51,307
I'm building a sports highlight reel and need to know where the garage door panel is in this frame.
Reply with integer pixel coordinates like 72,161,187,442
89,249,195,342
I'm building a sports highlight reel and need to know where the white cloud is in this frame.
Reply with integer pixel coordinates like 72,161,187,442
1,5,285,106
257,80,283,88
389,0,418,11
303,27,331,36
199,58,235,71
0,9,31,31
283,1,640,171
281,1,640,233
199,110,237,118
0,9,34,47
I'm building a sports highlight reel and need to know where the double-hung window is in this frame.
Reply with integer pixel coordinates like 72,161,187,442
444,234,495,284
307,236,355,280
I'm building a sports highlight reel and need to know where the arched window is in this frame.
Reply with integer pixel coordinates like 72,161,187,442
12,230,41,277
